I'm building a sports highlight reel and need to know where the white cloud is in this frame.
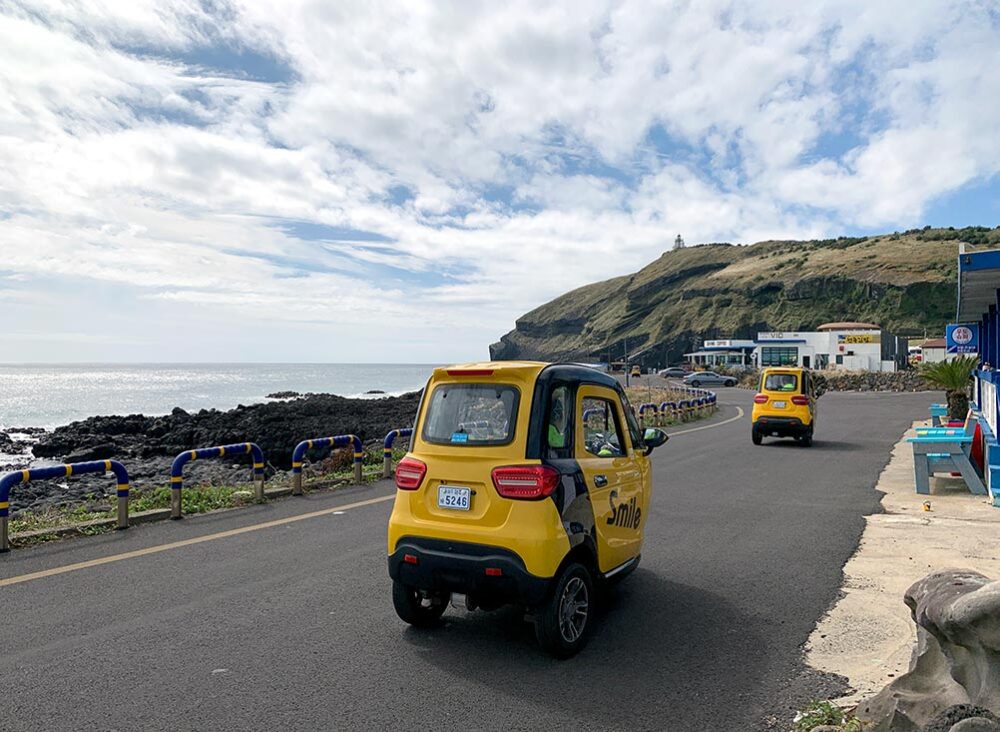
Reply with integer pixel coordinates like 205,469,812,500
0,0,998,361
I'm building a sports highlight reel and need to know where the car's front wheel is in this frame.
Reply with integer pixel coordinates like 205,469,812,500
392,581,448,627
534,562,594,659
724,379,736,387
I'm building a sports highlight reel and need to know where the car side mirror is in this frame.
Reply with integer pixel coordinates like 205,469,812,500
643,428,669,453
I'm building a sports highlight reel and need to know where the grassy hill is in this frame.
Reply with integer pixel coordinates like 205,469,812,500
489,226,1000,366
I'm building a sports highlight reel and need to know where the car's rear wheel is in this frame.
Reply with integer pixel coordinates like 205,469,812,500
392,581,448,627
534,562,593,659
751,425,763,445
800,430,813,447
691,380,701,387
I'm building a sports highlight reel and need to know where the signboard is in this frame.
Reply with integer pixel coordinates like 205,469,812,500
946,323,979,354
837,333,880,345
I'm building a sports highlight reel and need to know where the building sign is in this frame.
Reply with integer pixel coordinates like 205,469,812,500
704,340,732,348
946,323,979,354
837,333,880,345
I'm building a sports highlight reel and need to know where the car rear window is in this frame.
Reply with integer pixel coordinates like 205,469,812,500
764,373,798,392
421,383,519,446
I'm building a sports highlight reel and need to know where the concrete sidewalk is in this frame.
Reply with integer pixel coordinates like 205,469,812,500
806,421,1000,704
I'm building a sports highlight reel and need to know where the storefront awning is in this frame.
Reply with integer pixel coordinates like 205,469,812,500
958,248,1000,322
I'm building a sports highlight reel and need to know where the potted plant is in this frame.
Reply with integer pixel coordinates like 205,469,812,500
919,355,979,420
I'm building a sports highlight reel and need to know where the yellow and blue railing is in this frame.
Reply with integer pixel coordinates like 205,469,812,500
170,443,264,519
0,460,130,552
383,428,413,478
291,434,363,494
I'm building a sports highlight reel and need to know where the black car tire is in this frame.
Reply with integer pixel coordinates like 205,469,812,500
800,430,813,447
751,426,763,445
724,379,736,387
392,581,448,627
534,562,594,659
690,380,701,387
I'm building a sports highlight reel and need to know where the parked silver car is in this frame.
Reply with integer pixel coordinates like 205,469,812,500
658,367,688,378
683,370,737,387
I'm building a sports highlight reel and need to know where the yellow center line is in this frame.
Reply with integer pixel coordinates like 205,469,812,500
0,493,396,589
666,406,745,436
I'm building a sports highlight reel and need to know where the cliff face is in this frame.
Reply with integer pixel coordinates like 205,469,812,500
490,227,1000,365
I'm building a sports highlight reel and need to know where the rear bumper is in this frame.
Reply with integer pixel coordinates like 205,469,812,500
754,416,811,436
388,536,550,606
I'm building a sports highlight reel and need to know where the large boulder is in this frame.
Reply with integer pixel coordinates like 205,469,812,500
856,569,1000,731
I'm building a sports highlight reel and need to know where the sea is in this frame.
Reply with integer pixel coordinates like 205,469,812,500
0,363,439,429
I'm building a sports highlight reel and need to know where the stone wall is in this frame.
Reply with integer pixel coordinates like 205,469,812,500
738,369,931,393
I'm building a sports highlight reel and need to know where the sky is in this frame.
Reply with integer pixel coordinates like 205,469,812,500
1,1,999,363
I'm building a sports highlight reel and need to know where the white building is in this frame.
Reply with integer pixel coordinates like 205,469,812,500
685,322,906,372
754,322,904,371
683,339,756,368
918,338,948,364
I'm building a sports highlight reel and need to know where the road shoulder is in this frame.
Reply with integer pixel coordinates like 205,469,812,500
804,421,1000,704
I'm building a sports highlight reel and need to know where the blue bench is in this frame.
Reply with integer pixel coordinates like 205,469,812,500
906,434,986,495
915,414,974,438
929,404,949,427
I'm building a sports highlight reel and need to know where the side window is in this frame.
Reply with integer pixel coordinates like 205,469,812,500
545,385,573,458
581,397,626,458
802,372,810,395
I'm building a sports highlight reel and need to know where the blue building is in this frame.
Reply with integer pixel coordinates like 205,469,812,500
958,244,1000,506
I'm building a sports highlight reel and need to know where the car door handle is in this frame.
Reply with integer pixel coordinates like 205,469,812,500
594,475,608,488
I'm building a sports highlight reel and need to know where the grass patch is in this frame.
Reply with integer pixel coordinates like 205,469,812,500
792,700,863,731
129,484,255,514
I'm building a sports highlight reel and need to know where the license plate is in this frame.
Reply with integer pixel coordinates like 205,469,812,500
773,401,786,408
438,485,471,510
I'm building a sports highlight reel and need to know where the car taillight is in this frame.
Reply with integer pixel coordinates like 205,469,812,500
395,457,427,490
491,465,560,500
791,395,810,405
753,394,768,404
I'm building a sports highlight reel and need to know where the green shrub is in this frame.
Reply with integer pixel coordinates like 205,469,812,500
793,700,863,731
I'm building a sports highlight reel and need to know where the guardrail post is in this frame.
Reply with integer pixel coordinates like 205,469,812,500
383,428,413,478
170,443,264,519
292,434,364,493
1,460,131,551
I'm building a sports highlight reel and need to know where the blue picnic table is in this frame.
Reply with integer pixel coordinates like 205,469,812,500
906,433,986,495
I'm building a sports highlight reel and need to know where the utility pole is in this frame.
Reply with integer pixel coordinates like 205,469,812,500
624,337,630,388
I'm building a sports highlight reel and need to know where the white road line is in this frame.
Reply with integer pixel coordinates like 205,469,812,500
667,406,745,436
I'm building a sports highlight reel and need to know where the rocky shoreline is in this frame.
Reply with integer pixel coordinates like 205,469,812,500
1,392,421,516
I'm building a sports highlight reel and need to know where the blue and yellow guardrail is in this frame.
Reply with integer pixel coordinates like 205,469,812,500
170,443,264,519
383,428,413,478
638,403,658,426
0,460,130,552
291,434,363,494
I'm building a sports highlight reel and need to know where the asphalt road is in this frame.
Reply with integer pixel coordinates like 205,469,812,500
0,386,935,731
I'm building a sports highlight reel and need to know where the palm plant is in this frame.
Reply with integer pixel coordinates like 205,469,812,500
919,355,979,420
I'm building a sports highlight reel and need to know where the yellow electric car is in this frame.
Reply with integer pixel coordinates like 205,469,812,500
751,367,817,446
387,361,669,658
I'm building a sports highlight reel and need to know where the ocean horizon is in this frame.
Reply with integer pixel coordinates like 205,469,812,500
0,362,441,429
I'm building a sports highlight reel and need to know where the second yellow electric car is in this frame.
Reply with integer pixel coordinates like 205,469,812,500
751,366,817,446
387,361,668,658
